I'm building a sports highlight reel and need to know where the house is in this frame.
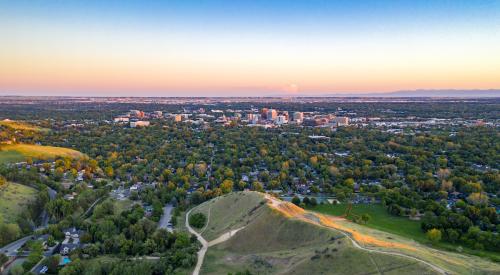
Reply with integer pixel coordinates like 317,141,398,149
114,117,129,123
61,181,74,190
76,171,84,181
143,205,153,217
130,183,141,192
63,193,75,200
59,228,84,256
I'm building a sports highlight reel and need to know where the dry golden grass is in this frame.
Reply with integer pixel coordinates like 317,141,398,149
0,144,84,163
266,195,414,250
0,120,48,132
265,194,500,274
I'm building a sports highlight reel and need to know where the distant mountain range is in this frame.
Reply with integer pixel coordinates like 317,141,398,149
323,89,500,98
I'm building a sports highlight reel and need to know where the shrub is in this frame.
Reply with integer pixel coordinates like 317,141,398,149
291,196,301,206
189,213,206,229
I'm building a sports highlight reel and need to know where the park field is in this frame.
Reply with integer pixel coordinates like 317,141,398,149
306,203,424,243
0,144,84,164
190,192,500,274
0,120,49,132
0,182,37,223
193,192,443,275
307,203,500,262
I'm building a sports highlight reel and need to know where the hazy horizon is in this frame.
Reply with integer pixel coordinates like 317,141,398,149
1,1,500,97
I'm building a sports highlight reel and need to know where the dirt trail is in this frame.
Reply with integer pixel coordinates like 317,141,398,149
265,195,448,275
208,227,245,246
186,208,208,275
186,205,246,275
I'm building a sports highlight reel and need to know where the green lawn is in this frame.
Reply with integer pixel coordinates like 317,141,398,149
113,199,134,215
307,203,500,262
0,150,25,164
306,203,425,243
0,182,38,223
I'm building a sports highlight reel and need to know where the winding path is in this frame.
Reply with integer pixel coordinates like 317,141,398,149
186,208,209,275
266,195,448,275
186,206,245,275
187,195,447,275
340,229,447,274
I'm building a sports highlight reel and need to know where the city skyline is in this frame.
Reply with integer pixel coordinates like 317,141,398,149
1,1,500,97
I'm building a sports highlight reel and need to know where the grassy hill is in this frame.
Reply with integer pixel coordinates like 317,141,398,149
0,120,49,132
192,191,268,241
0,144,84,164
308,203,500,261
192,192,482,275
0,182,37,223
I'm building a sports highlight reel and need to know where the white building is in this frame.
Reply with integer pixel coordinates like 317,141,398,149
267,109,277,121
246,113,255,121
130,121,150,128
251,114,261,124
114,117,129,123
276,115,288,125
334,116,349,126
293,112,304,123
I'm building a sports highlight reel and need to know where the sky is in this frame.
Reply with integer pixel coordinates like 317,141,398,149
1,0,499,97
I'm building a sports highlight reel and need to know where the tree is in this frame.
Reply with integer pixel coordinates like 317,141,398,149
440,180,453,192
361,213,371,224
0,175,7,189
189,213,207,229
0,253,8,266
251,181,264,192
309,197,318,207
105,166,114,178
9,265,24,275
220,179,234,194
237,180,247,190
43,255,61,274
0,223,21,245
190,191,205,205
343,178,355,188
291,196,301,206
426,228,442,244
195,163,207,177
446,228,459,243
302,197,310,205
467,192,489,206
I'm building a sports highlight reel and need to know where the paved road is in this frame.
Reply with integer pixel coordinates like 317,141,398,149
37,187,57,230
31,258,47,274
80,197,104,218
0,235,34,257
158,204,174,232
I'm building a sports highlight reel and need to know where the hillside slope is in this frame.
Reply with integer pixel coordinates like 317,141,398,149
0,144,84,164
189,192,499,275
0,182,37,223
0,120,49,132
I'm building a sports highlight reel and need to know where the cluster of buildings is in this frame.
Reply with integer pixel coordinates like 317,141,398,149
244,108,349,128
113,109,158,128
112,108,350,129
113,107,498,131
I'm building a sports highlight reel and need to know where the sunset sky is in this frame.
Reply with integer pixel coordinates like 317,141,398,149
1,0,499,96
